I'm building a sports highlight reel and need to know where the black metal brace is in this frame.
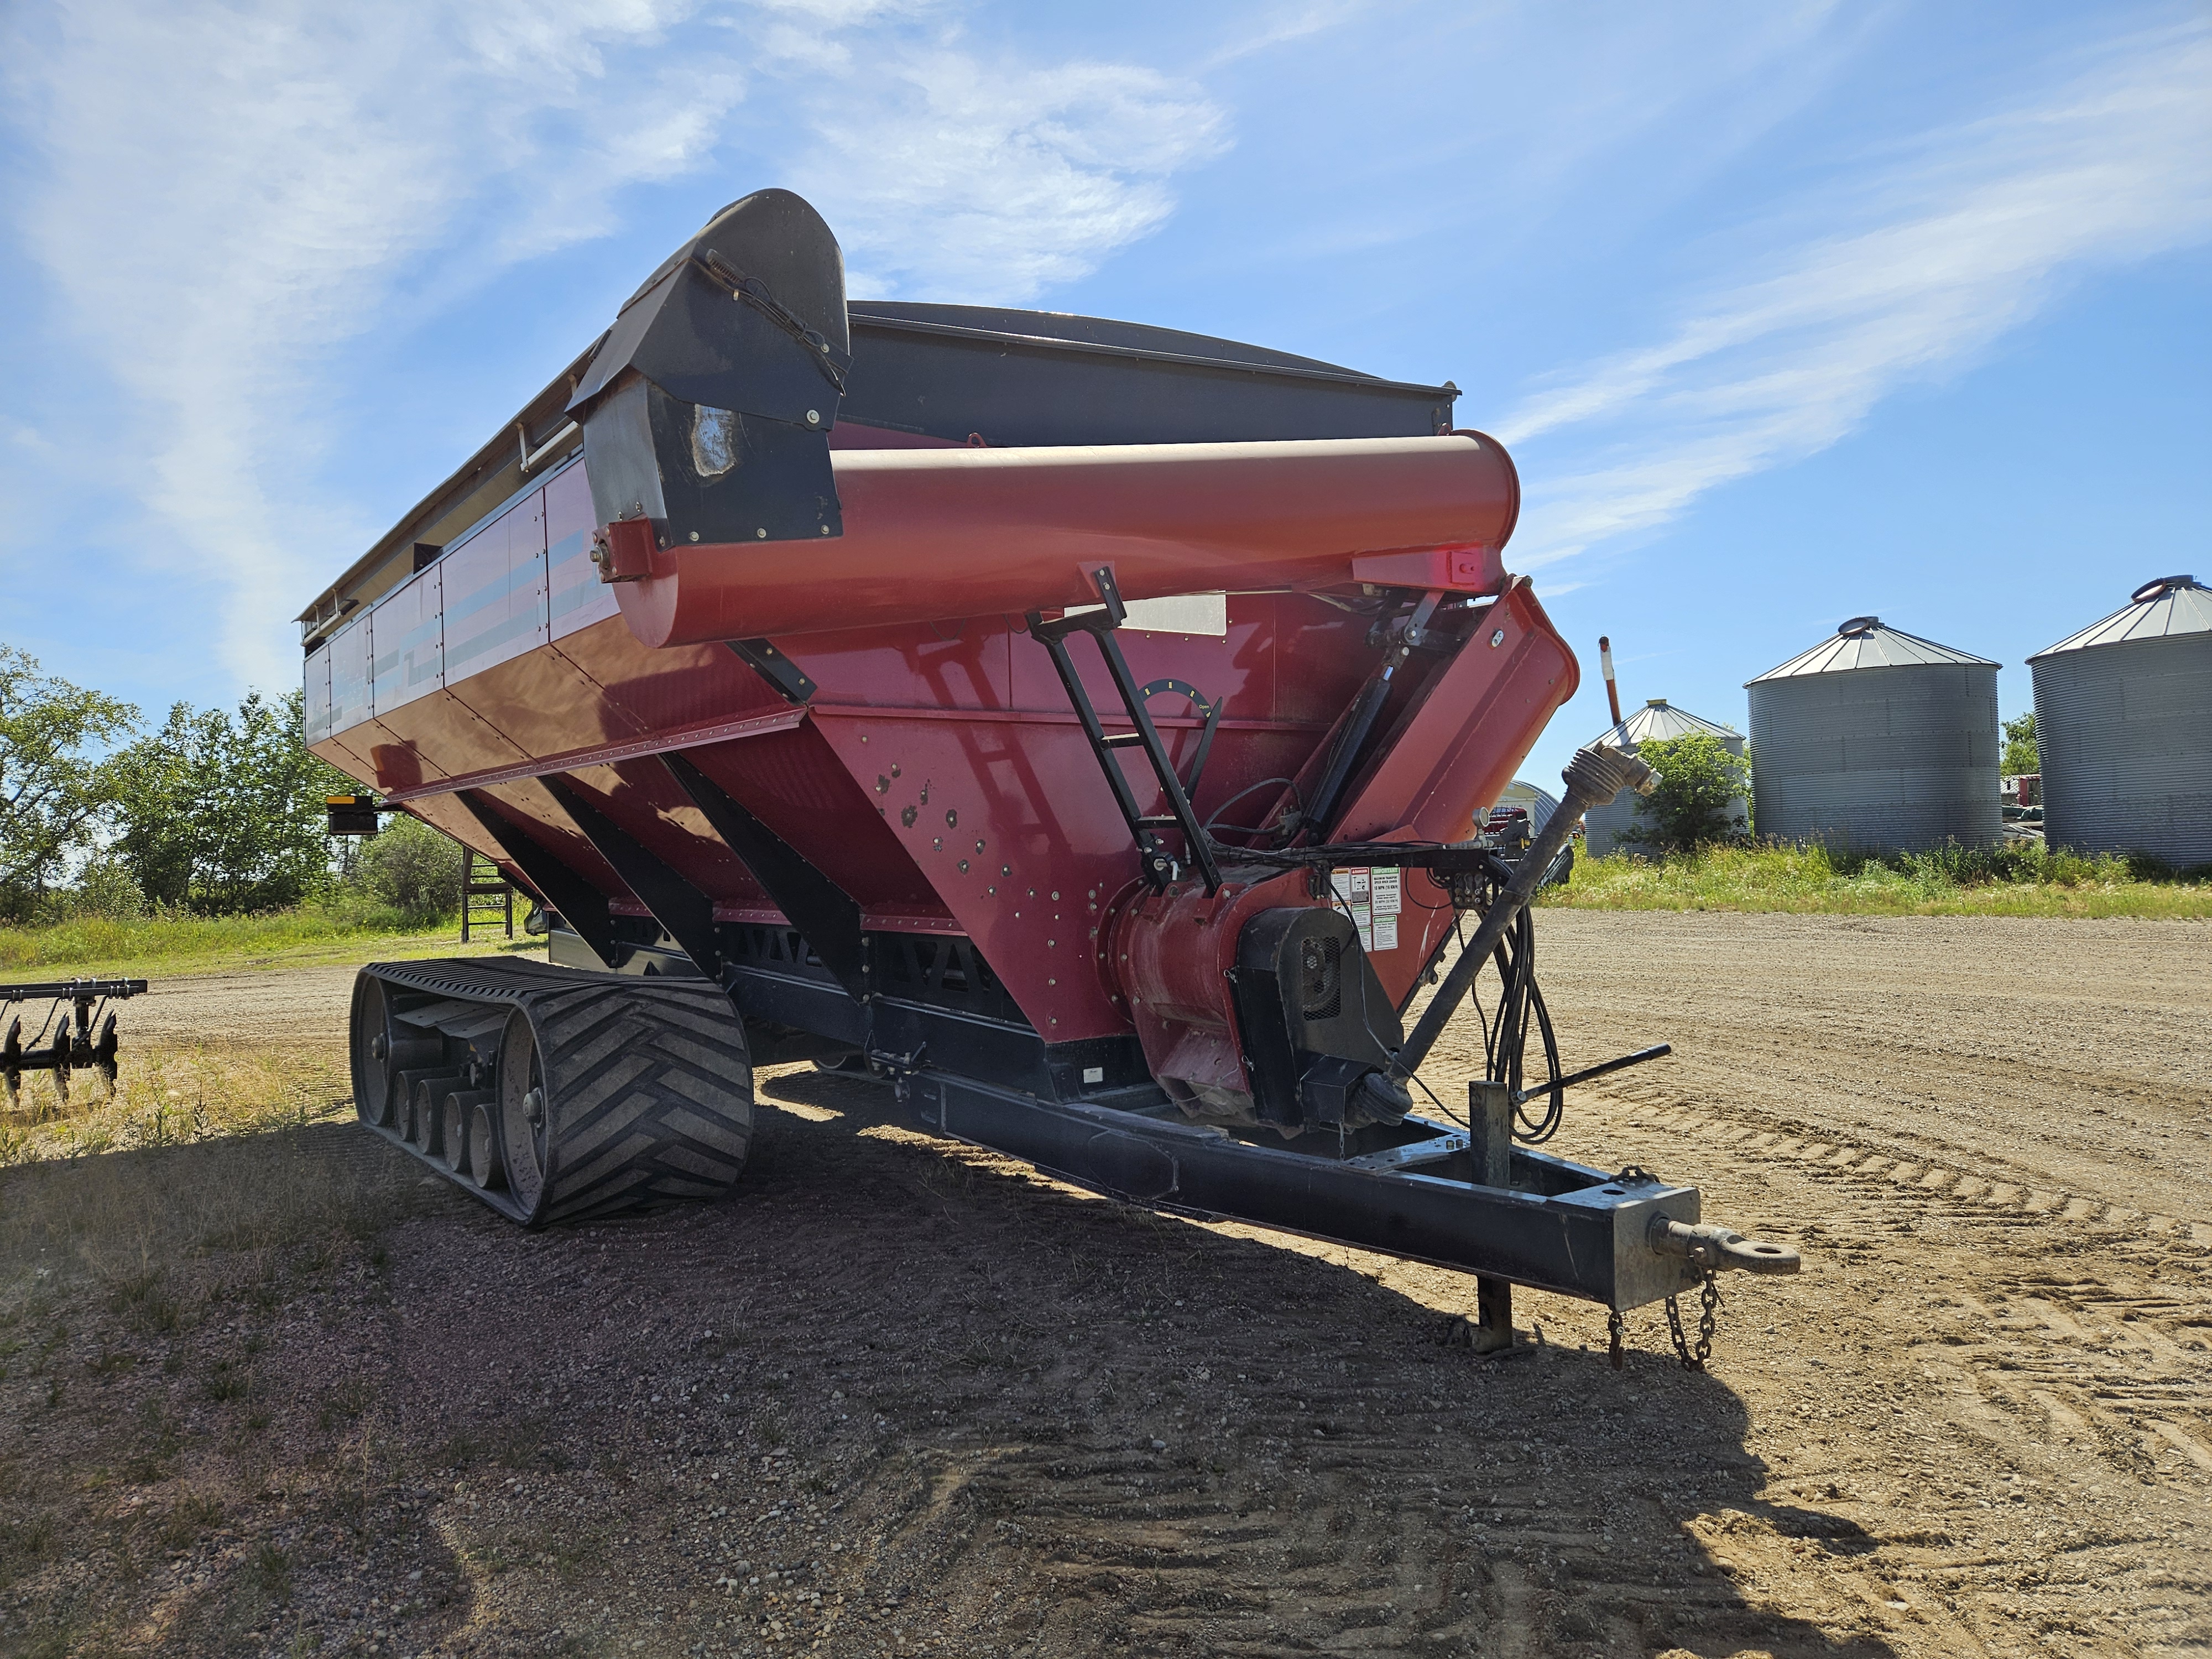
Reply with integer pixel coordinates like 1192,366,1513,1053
540,775,723,980
455,790,619,968
726,639,816,703
661,752,868,998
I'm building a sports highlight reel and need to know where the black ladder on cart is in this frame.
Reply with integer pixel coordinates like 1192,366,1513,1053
1026,566,1224,895
461,851,514,942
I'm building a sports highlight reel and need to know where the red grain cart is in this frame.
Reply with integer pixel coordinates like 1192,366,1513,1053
304,190,1793,1358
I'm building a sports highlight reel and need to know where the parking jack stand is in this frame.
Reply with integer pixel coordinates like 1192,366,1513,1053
1469,1079,1517,1353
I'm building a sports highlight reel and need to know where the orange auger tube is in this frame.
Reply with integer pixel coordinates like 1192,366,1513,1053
611,432,1520,648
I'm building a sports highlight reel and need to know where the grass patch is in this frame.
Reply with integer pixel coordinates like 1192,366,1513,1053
1,1040,352,1167
0,901,542,980
201,1359,252,1402
0,1038,431,1315
1541,839,2212,919
0,1511,58,1583
159,1493,225,1551
253,1540,293,1604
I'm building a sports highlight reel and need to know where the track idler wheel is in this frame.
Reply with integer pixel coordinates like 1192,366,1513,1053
499,1010,552,1218
487,985,754,1226
349,976,444,1128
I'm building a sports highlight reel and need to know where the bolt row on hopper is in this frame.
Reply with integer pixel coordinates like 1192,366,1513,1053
301,190,1796,1353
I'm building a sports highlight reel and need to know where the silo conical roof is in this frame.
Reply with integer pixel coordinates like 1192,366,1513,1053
1495,778,1561,833
2027,575,2212,659
1593,697,1740,749
1746,617,1998,684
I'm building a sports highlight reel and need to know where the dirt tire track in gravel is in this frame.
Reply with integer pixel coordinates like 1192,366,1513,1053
2,914,2204,1657
1506,910,2212,1207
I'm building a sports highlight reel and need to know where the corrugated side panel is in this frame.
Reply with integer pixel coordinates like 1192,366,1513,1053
304,645,333,745
369,565,443,714
328,615,373,735
1750,665,2001,852
2034,634,2212,868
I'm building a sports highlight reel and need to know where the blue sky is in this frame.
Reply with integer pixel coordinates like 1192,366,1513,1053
3,0,2206,790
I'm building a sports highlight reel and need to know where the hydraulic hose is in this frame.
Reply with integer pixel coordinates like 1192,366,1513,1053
1392,743,1655,1080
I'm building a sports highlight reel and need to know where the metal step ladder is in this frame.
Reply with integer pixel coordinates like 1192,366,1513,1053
1026,567,1223,894
461,850,515,942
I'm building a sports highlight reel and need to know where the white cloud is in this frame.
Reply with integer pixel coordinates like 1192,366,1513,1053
1200,0,1376,70
2,0,1225,690
6,0,740,688
785,49,1226,301
1493,18,2212,570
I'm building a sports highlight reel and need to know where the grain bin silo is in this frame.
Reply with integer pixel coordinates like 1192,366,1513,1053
1494,778,1561,834
1745,617,2001,853
1583,699,1747,855
2028,575,2212,869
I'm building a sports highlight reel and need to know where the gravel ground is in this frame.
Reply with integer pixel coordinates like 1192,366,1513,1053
1,912,2206,1658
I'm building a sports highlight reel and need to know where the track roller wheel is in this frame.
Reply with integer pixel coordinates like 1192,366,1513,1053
410,1076,465,1157
394,1068,461,1145
468,1102,507,1191
440,1091,491,1177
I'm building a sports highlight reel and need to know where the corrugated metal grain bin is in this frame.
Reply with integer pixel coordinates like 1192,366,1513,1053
2028,575,2212,870
1746,617,2001,853
1495,778,1561,834
1583,700,1747,855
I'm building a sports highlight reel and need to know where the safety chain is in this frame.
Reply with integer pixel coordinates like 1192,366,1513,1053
1663,1268,1724,1370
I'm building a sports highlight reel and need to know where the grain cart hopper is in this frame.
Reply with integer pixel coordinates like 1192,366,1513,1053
301,189,1795,1360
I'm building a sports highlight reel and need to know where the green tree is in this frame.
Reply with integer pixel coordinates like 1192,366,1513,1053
0,645,139,921
1626,731,1750,853
2002,711,2039,776
356,815,465,919
113,689,354,914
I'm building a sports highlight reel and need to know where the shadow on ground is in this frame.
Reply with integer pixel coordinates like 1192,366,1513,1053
0,1068,1894,1658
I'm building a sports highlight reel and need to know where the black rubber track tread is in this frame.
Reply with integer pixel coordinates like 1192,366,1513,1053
354,959,752,1227
532,982,754,1225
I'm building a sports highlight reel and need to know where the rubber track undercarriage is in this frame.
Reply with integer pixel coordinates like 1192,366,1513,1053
349,958,753,1227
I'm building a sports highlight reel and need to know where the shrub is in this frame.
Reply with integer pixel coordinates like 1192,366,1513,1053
355,815,463,919
41,856,146,923
1625,732,1750,853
